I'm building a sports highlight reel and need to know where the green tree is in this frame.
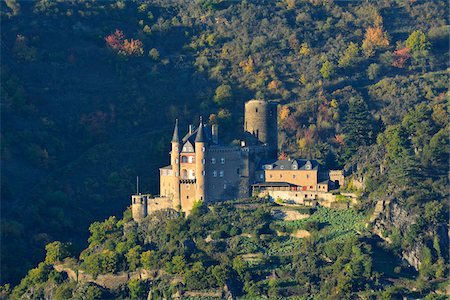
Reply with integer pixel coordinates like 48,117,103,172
320,59,335,79
342,97,373,160
406,30,431,52
126,246,142,271
141,250,158,269
367,63,380,80
211,264,230,286
339,42,360,68
213,84,232,106
128,279,147,299
424,201,446,226
45,241,72,264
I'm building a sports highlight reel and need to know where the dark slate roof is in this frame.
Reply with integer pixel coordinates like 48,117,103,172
182,123,211,145
258,159,319,171
195,119,206,142
171,119,180,143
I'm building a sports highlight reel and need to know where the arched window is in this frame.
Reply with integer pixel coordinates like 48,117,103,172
181,156,188,163
188,156,194,163
181,169,188,179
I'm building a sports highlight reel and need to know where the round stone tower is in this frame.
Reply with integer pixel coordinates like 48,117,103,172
244,99,278,154
131,194,148,222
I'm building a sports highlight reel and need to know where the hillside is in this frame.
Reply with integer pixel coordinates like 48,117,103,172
1,0,448,294
7,200,436,299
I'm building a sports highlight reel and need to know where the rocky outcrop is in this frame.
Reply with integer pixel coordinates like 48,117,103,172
53,264,160,290
370,198,422,270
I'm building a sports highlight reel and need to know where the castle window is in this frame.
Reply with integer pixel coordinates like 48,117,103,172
213,170,217,177
280,165,284,169
280,174,283,178
293,175,296,178
237,168,240,175
256,129,259,138
256,108,258,113
310,186,313,189
188,156,194,163
202,170,205,176
211,158,216,164
181,156,188,163
306,174,309,179
202,147,205,152
186,184,190,190
224,184,227,189
260,174,264,179
191,170,195,178
219,171,224,177
269,174,273,178
220,158,225,164
202,159,205,164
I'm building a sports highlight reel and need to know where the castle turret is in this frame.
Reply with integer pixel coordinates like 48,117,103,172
195,117,207,202
131,194,148,222
171,119,181,209
244,100,278,156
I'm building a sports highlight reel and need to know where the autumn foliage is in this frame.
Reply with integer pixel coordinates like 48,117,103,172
362,26,389,57
105,29,144,56
392,47,411,68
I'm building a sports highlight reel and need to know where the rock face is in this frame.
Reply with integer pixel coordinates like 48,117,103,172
371,198,422,270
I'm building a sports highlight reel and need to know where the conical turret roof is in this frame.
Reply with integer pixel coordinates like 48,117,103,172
171,119,180,143
195,117,206,142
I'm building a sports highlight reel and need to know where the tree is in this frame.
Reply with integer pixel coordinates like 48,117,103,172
213,84,232,106
128,279,147,299
342,97,373,160
362,26,389,57
367,63,380,80
405,30,431,68
338,42,360,68
424,201,446,226
211,264,230,286
320,59,335,79
148,48,160,61
45,241,72,264
406,30,431,52
126,246,142,271
141,250,158,269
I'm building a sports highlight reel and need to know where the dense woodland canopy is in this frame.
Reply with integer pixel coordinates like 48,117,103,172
0,0,448,297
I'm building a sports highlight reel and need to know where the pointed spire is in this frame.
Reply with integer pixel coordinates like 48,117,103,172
171,119,180,143
195,116,206,142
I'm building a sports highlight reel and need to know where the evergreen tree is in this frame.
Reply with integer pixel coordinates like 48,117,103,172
342,97,373,161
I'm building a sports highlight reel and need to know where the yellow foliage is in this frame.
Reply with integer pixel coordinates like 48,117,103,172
362,26,389,57
298,42,311,56
330,99,338,109
298,137,308,149
279,106,290,121
299,74,307,84
239,57,254,74
268,80,279,90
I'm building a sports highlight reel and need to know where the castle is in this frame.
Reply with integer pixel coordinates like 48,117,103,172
132,100,345,222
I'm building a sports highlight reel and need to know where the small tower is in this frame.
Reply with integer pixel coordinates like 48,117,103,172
171,119,181,209
195,117,207,202
244,99,278,156
131,194,148,222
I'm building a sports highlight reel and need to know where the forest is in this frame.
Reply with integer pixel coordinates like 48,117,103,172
1,0,448,298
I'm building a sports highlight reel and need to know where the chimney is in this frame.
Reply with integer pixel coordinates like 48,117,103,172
212,124,219,144
189,124,194,134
